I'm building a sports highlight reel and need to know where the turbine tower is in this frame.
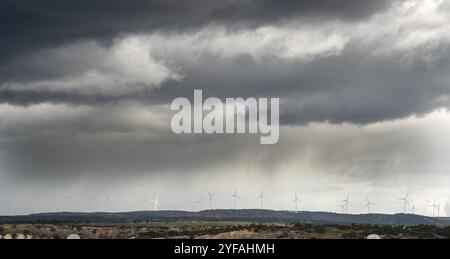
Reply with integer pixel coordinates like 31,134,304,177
430,200,438,217
102,195,111,212
230,189,241,210
411,201,418,215
257,190,269,209
366,198,375,214
292,193,302,213
341,194,350,214
149,194,160,211
437,202,441,218
65,193,77,200
206,191,216,209
64,193,77,212
431,200,442,218
339,204,346,214
399,193,409,214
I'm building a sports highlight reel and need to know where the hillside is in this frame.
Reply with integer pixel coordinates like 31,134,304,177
1,210,448,226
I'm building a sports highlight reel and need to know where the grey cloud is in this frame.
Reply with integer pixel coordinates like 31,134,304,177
155,42,450,125
1,0,449,125
2,40,450,125
0,0,396,62
1,103,447,183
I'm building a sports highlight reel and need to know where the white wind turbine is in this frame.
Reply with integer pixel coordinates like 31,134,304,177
64,193,77,212
399,193,409,214
149,194,160,211
230,189,242,210
206,191,217,209
103,195,110,211
292,193,302,213
341,194,350,214
257,190,269,209
339,204,346,214
430,200,438,217
437,202,441,218
143,194,149,211
65,193,77,200
366,198,376,214
411,201,418,215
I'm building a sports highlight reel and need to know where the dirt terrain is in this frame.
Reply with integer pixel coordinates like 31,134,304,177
1,221,450,239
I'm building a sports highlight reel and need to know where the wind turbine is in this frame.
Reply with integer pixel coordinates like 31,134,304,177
411,201,418,215
366,198,375,214
149,194,160,211
64,193,77,212
102,195,111,212
257,190,269,209
437,202,441,218
399,193,409,214
430,200,440,217
206,191,217,209
339,204,346,214
341,194,350,214
292,193,302,213
65,193,77,200
230,189,241,210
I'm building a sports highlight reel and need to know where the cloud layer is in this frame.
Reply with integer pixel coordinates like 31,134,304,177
1,0,449,125
1,0,450,214
0,0,394,60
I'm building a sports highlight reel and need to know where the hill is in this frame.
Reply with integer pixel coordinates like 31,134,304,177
1,210,448,226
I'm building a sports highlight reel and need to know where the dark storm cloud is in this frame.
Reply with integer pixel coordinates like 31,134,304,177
164,45,450,125
0,0,414,126
0,90,116,105
0,89,172,106
0,0,447,126
2,41,450,125
0,0,395,61
0,101,263,179
0,0,449,174
0,104,443,181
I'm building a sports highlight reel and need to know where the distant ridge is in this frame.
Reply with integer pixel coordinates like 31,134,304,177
1,210,449,227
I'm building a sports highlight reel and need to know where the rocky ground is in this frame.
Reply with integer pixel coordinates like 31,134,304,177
1,221,450,239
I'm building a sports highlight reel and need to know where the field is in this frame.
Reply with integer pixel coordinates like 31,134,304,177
1,221,450,239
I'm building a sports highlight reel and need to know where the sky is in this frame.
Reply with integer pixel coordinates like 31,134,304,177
1,0,450,216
